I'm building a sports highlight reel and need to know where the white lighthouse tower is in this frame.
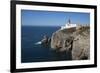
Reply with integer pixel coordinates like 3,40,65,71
61,18,77,30
66,19,71,26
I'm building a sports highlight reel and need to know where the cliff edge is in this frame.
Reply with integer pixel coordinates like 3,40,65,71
51,26,90,60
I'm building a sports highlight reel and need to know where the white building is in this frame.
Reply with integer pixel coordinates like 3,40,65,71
61,19,77,30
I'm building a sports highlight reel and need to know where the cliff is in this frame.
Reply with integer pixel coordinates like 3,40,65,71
51,26,90,60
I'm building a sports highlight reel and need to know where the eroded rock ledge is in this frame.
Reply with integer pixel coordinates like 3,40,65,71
50,26,90,60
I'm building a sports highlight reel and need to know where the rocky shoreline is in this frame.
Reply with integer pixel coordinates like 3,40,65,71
41,25,90,60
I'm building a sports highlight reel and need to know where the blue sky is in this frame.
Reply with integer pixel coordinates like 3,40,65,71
21,10,90,26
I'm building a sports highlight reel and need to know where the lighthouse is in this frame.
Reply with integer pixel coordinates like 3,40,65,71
66,19,71,26
61,19,77,30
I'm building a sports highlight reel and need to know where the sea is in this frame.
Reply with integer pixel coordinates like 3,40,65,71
21,26,72,63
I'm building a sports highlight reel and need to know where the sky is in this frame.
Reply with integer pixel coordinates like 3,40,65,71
21,10,90,26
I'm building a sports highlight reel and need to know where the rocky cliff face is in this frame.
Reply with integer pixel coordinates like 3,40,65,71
51,26,90,60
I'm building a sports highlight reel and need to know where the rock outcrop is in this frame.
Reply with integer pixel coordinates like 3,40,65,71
41,35,51,46
51,26,90,60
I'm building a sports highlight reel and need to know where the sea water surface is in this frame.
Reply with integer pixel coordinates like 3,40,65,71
21,26,71,63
